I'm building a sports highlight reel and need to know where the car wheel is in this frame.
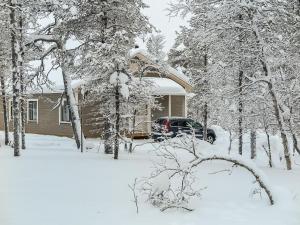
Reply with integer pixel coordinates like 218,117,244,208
157,137,165,142
207,135,214,144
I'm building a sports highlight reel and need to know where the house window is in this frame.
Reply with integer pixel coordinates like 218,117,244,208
27,100,38,122
60,100,71,123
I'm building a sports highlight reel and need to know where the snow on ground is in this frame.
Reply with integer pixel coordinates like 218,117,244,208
0,130,299,225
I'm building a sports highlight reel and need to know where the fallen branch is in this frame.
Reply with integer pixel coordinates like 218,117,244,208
191,155,275,205
128,178,139,214
161,205,194,212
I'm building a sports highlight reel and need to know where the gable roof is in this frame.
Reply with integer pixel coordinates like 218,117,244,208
129,48,192,92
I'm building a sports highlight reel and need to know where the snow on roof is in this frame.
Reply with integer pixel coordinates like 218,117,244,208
146,77,186,96
129,48,190,84
28,79,84,94
29,77,186,96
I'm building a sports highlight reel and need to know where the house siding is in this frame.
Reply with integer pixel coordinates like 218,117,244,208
171,96,185,117
80,99,104,138
151,95,186,120
0,93,74,138
0,93,187,138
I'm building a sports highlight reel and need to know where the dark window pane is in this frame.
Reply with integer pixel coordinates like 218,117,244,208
170,121,178,127
28,101,37,121
61,101,71,122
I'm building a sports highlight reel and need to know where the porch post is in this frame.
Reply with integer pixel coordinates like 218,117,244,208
168,95,172,117
184,94,187,117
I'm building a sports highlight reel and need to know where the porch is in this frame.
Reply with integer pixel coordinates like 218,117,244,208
133,78,187,137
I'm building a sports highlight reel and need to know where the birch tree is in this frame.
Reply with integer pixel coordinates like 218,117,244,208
8,0,22,156
24,0,86,149
0,7,11,146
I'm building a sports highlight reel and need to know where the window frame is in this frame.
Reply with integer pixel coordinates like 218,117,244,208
27,99,39,123
59,99,71,124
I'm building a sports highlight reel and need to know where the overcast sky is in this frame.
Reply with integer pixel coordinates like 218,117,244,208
141,0,187,51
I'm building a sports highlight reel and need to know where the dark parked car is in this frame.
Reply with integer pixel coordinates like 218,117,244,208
152,117,216,144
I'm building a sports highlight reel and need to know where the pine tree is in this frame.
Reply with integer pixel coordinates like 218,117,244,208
70,0,151,159
146,34,166,61
169,0,299,169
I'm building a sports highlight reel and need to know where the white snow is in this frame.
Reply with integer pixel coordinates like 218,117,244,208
151,173,171,194
0,128,299,225
109,72,130,99
28,79,85,94
145,77,186,95
109,72,129,86
129,48,190,84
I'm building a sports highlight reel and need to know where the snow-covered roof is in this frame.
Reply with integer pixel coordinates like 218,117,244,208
28,79,84,94
146,77,186,96
29,78,186,96
129,48,190,85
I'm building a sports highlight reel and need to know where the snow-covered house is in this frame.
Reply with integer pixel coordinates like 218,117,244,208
0,50,192,138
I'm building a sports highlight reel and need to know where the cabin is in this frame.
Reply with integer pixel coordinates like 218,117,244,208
0,49,192,138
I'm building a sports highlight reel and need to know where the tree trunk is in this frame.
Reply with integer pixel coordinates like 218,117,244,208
203,102,208,141
266,131,273,168
287,117,300,155
114,84,120,160
237,13,244,156
20,74,26,150
19,16,26,150
292,133,300,155
238,70,243,155
250,130,256,159
60,49,84,150
0,74,9,145
9,0,20,156
202,49,208,141
61,69,81,149
228,130,233,154
266,74,292,170
129,109,137,153
104,117,113,154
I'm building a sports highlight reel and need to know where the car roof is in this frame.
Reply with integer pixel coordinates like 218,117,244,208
157,117,191,121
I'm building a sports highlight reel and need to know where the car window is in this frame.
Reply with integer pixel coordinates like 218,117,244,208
170,121,178,127
192,122,202,129
156,119,165,125
178,120,202,129
179,120,190,128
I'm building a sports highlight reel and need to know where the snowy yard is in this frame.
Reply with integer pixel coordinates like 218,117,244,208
0,130,300,225
1,0,299,224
